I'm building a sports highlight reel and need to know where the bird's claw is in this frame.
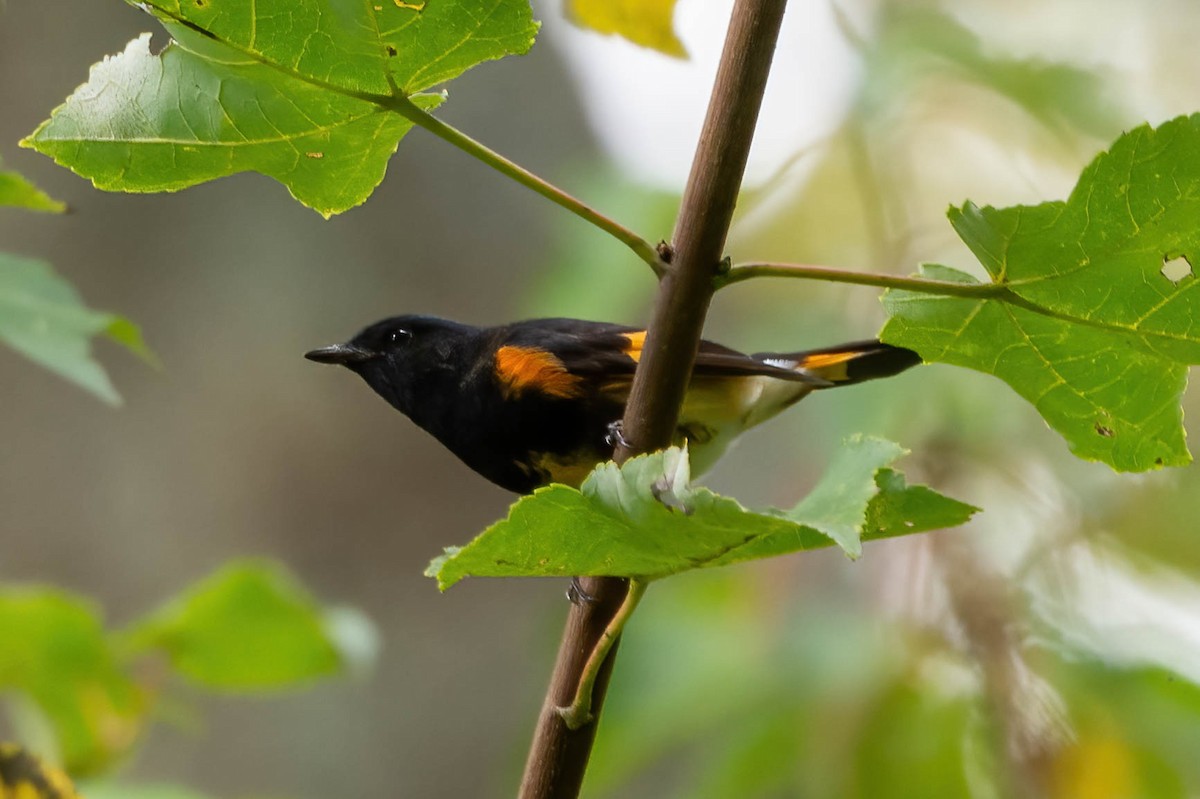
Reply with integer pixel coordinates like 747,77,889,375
605,420,631,449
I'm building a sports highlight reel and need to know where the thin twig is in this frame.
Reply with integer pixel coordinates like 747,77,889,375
385,96,666,277
555,580,648,730
716,260,1004,297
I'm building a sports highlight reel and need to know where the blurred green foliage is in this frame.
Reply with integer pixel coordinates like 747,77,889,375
0,562,368,794
0,253,149,405
852,4,1125,138
124,561,351,690
0,590,143,775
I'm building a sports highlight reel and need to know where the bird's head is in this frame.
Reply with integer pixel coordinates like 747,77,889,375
305,315,475,416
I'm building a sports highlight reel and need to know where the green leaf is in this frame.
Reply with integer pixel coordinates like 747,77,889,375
882,114,1200,472
0,590,144,775
567,0,685,58
785,436,904,558
123,560,353,690
24,35,444,218
0,159,65,212
136,0,539,96
23,0,537,215
0,253,149,405
426,436,977,589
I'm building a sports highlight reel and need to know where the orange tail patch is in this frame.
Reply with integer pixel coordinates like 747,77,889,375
796,349,865,382
622,330,647,363
495,346,583,399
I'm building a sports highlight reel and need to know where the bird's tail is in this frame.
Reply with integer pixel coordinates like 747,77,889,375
754,340,922,387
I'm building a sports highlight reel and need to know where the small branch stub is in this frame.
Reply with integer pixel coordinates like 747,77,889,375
554,580,648,730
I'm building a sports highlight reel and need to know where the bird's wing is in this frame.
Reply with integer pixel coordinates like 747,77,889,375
521,323,833,385
491,319,918,401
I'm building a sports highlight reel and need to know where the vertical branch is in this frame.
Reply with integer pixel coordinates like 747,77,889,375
518,3,790,797
614,1,789,455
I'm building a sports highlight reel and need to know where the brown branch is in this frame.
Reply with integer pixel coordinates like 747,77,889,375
517,2,790,797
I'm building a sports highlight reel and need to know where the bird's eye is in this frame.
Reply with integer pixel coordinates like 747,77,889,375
388,328,413,344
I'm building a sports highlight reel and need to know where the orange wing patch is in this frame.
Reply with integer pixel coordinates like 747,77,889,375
622,330,647,363
495,346,583,399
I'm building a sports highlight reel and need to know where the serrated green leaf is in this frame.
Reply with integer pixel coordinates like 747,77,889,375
786,437,905,558
124,561,348,691
0,159,65,212
567,0,685,58
23,0,537,215
427,437,977,589
0,590,144,775
23,35,444,218
0,252,149,405
882,115,1200,472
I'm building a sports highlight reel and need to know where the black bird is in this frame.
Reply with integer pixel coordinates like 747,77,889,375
306,316,921,494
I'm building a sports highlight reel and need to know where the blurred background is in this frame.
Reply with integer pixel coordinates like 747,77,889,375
3,0,1200,796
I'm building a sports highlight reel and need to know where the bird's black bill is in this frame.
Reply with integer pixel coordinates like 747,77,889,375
304,343,378,365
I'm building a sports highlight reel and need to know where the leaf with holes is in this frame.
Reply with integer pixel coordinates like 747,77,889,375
23,0,538,216
882,114,1200,472
426,438,977,589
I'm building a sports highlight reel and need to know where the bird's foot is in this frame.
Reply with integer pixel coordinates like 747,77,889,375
605,420,631,449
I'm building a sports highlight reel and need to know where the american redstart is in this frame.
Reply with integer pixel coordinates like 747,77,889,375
305,316,921,493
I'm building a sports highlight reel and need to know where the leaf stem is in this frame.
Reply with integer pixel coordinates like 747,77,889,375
555,580,648,730
386,96,666,277
716,261,1004,297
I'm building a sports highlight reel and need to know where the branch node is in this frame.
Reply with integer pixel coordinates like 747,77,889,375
656,240,675,263
554,704,595,731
